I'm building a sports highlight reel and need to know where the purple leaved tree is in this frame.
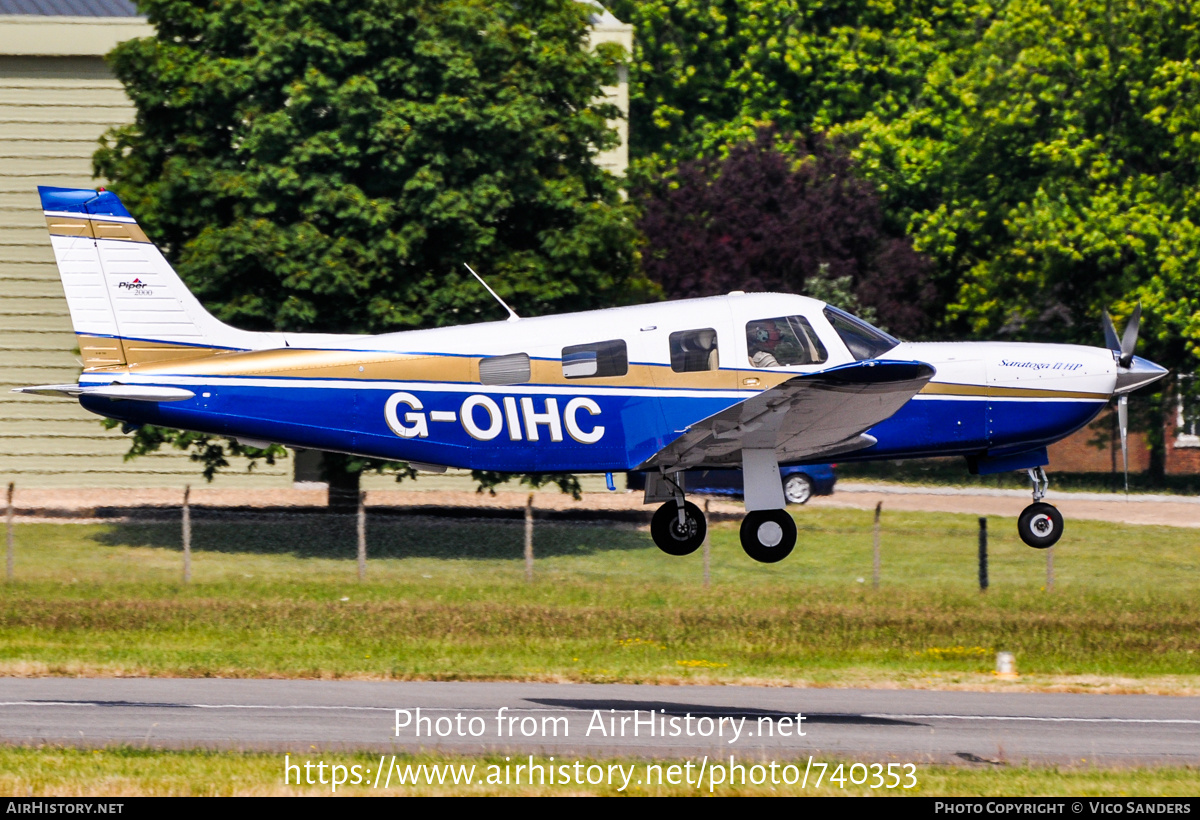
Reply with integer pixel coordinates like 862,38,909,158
637,128,936,338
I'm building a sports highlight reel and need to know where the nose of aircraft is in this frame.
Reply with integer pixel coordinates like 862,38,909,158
1114,354,1169,394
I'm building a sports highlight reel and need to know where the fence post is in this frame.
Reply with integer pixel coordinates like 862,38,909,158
1046,545,1054,592
872,501,882,590
6,482,14,582
524,493,534,583
977,516,988,592
357,490,367,581
702,499,711,588
182,485,192,584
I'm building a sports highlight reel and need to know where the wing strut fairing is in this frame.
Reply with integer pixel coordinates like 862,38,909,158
641,360,936,472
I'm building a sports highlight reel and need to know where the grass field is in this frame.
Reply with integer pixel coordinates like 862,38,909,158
2,506,1198,687
1,746,1198,796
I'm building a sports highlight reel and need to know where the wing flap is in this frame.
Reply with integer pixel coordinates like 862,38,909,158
643,360,934,470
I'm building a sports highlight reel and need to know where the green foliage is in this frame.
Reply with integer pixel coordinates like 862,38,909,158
842,0,1200,364
100,418,284,482
615,0,1199,448
608,0,991,175
94,0,639,487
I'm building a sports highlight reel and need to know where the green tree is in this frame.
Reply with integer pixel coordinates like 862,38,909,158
606,0,991,174
840,0,1200,455
845,0,1200,349
95,0,639,501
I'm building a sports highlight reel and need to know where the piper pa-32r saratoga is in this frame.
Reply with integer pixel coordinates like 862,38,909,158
18,186,1169,562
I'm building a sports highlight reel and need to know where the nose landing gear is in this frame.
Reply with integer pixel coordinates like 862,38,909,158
1018,467,1063,549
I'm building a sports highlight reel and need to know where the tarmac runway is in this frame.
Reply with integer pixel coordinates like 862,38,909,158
2,679,1198,766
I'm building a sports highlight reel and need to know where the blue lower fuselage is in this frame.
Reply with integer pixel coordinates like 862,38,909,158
80,379,1106,473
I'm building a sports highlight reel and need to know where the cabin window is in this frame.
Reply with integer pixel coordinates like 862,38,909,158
562,340,628,379
746,316,829,368
669,329,719,372
823,306,900,360
479,353,531,385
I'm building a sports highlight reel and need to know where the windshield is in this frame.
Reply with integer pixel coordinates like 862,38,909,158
823,306,900,360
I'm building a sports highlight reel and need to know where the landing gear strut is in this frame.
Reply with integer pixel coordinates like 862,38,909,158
739,449,798,563
1018,467,1063,549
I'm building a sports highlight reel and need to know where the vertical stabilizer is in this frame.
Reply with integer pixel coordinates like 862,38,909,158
39,186,280,368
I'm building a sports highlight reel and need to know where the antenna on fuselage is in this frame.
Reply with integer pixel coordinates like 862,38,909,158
464,263,520,323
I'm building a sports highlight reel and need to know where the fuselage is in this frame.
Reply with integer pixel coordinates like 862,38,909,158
76,292,1117,473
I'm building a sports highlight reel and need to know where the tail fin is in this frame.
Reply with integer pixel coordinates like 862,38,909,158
39,186,276,369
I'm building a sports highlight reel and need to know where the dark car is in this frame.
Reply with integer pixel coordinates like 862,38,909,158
627,464,836,505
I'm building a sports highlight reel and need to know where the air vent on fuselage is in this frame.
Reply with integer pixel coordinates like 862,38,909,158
479,353,531,385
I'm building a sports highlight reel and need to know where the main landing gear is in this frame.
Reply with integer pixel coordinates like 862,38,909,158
646,449,799,564
650,498,706,556
648,497,797,563
739,509,797,563
1018,467,1063,549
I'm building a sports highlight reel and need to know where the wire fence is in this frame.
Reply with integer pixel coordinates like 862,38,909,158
1,480,1069,593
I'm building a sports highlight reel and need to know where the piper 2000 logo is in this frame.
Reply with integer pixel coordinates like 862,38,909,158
384,392,604,443
116,277,154,296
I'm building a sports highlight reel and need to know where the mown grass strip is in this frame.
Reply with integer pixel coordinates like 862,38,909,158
1,746,1198,796
0,509,1197,685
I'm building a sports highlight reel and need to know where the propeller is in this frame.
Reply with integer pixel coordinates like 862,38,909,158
1102,303,1141,369
1102,303,1159,494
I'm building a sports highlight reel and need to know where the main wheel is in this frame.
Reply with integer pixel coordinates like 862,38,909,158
1018,502,1063,549
783,474,813,505
650,501,706,556
740,510,797,563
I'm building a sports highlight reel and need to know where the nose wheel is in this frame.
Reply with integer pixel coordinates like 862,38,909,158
1018,467,1063,548
740,510,797,563
1018,502,1063,549
651,500,707,556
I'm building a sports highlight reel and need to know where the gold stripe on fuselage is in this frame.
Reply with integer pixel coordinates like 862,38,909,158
102,346,789,389
918,382,1108,401
46,216,150,244
90,346,1104,400
79,335,229,370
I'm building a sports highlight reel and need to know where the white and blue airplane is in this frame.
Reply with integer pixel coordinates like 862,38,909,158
16,186,1169,561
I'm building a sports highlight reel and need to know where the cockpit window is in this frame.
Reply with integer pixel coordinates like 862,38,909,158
823,306,900,360
745,316,828,367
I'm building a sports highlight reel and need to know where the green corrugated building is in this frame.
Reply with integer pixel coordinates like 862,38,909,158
0,1,630,490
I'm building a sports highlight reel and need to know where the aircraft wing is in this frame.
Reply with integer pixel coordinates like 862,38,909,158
641,360,936,471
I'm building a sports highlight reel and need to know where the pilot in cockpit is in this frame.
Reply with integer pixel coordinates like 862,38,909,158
747,320,782,368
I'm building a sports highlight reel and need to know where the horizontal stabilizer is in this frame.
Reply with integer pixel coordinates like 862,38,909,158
12,384,195,402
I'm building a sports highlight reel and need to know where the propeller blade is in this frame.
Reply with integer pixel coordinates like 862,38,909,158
1102,310,1121,353
1118,394,1129,494
1119,304,1141,368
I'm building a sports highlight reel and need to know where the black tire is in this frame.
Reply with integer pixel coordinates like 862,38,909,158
1018,502,1063,549
650,501,706,556
740,510,797,563
783,474,813,505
